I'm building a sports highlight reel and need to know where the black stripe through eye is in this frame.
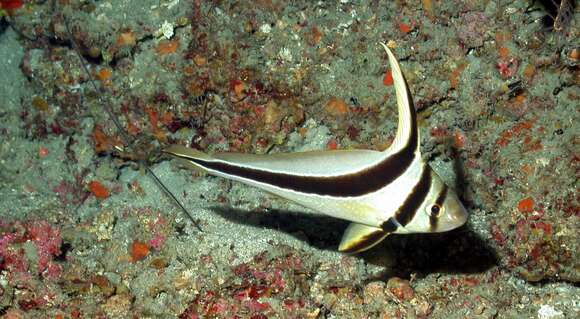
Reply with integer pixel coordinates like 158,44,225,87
429,184,448,229
435,185,448,208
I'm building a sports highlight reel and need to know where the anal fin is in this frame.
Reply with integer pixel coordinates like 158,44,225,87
338,223,390,253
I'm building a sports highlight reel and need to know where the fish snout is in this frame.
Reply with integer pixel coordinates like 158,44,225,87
439,191,468,231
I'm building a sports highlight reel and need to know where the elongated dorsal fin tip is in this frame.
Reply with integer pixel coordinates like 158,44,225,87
379,42,419,157
338,222,390,253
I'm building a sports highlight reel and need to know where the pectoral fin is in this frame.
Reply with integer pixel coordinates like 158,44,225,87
338,223,390,253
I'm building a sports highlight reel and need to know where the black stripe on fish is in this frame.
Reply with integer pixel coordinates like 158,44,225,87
394,165,431,226
171,54,418,197
429,184,448,230
184,136,417,197
380,217,399,232
435,184,448,207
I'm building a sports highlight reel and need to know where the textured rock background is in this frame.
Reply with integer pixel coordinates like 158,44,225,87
0,0,577,317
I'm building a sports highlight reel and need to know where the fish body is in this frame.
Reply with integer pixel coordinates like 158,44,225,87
164,44,468,253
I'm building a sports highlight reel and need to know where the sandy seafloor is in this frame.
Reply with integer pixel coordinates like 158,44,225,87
0,0,578,318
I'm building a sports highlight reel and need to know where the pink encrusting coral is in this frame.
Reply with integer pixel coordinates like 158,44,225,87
0,232,29,275
148,233,166,251
26,220,63,278
178,247,311,318
0,220,62,279
147,212,168,251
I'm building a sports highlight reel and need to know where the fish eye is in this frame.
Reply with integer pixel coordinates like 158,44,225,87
426,204,443,218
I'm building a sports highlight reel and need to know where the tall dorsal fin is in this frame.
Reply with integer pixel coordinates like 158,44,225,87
380,43,420,158
163,44,421,199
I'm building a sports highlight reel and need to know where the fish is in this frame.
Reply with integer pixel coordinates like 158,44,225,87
163,43,468,253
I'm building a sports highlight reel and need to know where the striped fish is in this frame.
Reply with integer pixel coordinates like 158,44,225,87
164,43,468,253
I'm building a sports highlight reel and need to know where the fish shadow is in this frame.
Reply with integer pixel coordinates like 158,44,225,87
211,206,347,250
211,206,497,277
360,227,498,279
